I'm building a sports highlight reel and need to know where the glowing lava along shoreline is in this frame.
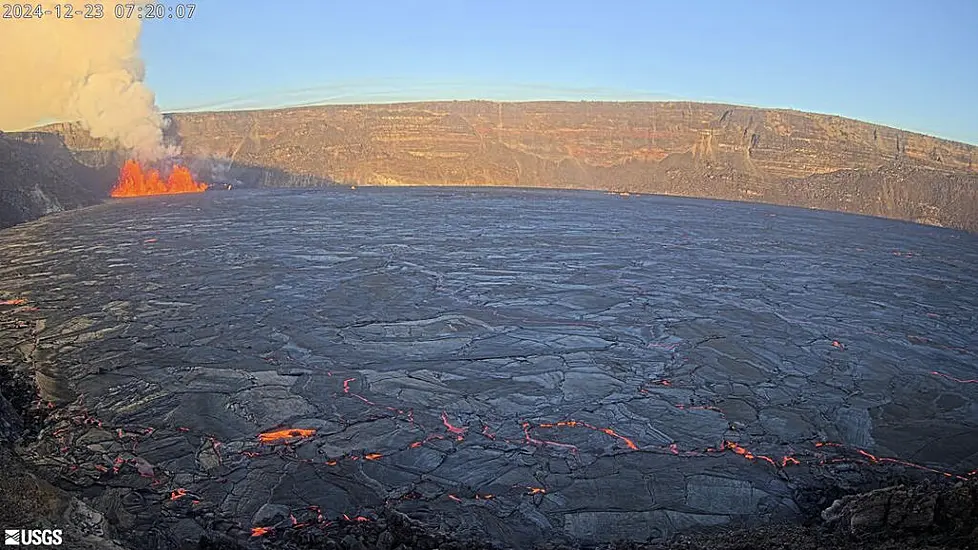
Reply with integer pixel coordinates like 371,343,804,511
110,159,208,197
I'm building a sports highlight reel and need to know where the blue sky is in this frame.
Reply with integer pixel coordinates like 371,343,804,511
142,0,978,144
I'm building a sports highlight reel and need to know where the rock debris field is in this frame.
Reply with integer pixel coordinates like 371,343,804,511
0,187,976,549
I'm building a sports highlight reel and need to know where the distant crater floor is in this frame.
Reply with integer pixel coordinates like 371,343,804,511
1,188,976,549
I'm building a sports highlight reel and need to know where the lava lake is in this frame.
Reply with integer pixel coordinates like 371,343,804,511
1,187,975,548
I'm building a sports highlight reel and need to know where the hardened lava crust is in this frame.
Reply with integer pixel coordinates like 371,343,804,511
0,187,976,549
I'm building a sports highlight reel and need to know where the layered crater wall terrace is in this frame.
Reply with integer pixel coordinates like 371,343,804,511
35,101,978,231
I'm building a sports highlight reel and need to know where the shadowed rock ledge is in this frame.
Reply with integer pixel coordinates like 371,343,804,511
0,131,114,229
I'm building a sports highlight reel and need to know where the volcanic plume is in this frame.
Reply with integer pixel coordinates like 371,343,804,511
111,160,208,197
0,6,175,161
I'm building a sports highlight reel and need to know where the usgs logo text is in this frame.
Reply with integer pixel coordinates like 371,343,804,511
4,529,63,546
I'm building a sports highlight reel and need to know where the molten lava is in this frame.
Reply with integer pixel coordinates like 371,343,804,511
258,428,316,444
712,440,798,468
441,411,468,440
531,420,639,450
110,159,208,197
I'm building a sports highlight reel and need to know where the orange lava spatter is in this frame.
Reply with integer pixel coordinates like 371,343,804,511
110,159,208,197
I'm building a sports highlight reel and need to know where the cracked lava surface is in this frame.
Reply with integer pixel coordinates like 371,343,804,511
1,188,976,548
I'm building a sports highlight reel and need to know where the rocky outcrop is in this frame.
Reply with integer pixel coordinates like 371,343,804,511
779,163,978,231
0,446,130,550
0,131,114,229
821,481,978,547
821,481,978,541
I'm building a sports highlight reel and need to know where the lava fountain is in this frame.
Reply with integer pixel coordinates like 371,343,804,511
110,159,208,197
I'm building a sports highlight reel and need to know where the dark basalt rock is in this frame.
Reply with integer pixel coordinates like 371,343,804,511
252,504,292,528
0,131,113,229
822,481,978,540
1,188,976,550
0,391,24,442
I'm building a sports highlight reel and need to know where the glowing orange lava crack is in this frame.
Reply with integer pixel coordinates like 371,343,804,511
249,507,372,537
342,377,378,405
530,420,639,450
782,456,801,466
696,440,805,469
854,448,971,480
639,379,672,393
408,433,447,449
521,421,578,452
441,411,468,440
709,440,793,467
258,428,316,444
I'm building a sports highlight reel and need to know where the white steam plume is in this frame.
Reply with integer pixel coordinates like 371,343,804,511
0,6,175,161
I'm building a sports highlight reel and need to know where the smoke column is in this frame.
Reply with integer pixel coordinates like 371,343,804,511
0,6,175,161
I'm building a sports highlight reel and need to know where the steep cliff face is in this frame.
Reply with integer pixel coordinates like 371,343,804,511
158,101,976,180
777,163,978,230
36,101,978,232
0,132,113,229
